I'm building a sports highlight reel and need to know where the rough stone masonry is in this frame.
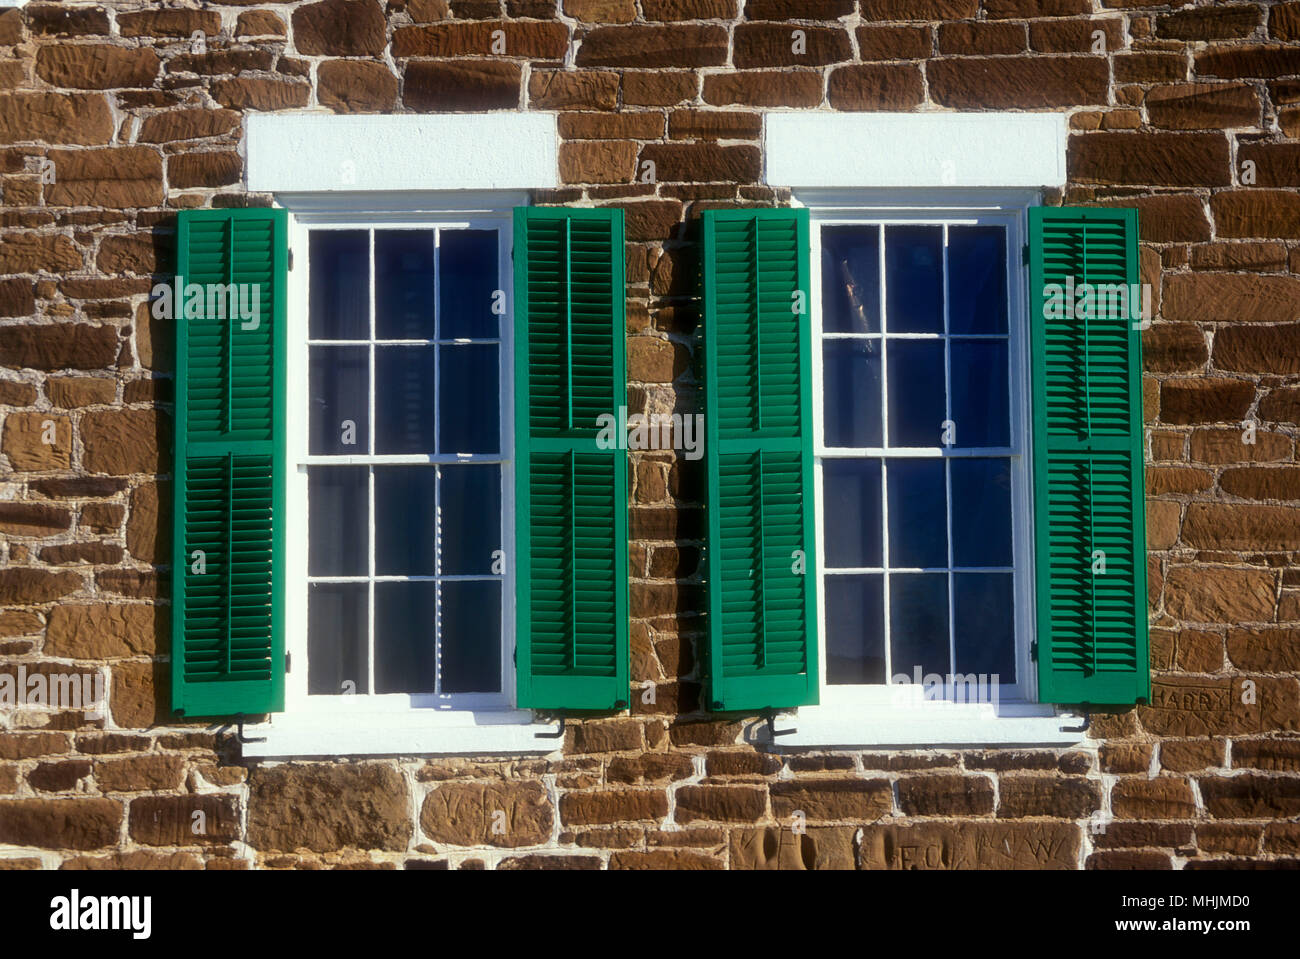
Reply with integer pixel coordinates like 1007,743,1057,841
1,0,1299,870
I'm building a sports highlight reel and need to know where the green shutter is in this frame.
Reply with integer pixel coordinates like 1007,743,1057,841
702,208,818,712
514,207,629,710
1029,206,1149,706
172,208,287,717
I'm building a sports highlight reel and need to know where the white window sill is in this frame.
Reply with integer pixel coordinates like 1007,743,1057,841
239,709,561,758
769,702,1087,748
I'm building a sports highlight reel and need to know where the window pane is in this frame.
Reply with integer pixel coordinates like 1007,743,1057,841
950,339,1009,448
440,229,499,340
308,583,368,695
309,345,368,455
823,339,881,448
951,458,1013,568
889,573,950,681
374,582,437,694
438,343,499,454
375,230,434,340
440,464,501,575
822,459,882,569
954,572,1015,683
824,574,885,684
821,225,880,334
309,230,368,340
375,345,437,454
308,467,367,577
441,580,502,694
948,226,1007,335
374,467,437,576
887,459,946,569
885,225,942,334
886,340,945,447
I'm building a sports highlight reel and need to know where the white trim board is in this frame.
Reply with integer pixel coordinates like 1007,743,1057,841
772,707,1087,748
241,711,561,758
765,113,1067,189
246,113,559,193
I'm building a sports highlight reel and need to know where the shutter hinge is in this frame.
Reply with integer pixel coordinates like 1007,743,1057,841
512,646,516,666
1030,640,1038,662
285,652,291,673
288,249,294,271
1021,244,1029,265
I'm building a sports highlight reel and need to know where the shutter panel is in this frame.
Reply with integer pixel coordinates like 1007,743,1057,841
702,208,818,712
514,207,629,710
1029,206,1150,706
172,208,287,717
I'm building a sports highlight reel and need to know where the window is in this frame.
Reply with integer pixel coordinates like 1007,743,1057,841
698,197,1147,747
811,212,1034,706
293,221,511,709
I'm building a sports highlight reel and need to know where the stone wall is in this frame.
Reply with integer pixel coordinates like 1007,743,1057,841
1,0,1299,869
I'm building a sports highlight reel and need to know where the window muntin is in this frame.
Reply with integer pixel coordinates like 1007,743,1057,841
813,215,1032,702
298,223,510,704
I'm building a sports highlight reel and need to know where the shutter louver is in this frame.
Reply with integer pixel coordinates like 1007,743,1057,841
703,208,818,712
1029,206,1150,706
514,207,629,710
172,209,286,717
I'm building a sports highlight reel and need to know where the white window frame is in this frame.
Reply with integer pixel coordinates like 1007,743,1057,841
243,192,558,757
785,189,1082,747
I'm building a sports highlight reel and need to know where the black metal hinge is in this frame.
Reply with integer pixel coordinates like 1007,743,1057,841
1030,641,1038,662
1021,244,1030,265
288,249,294,271
285,652,291,673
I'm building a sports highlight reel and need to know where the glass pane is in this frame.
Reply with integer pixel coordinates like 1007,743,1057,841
885,225,942,334
822,339,881,448
954,572,1015,684
309,230,368,340
822,459,882,569
440,229,499,340
438,344,499,454
821,225,880,334
951,458,1013,568
308,583,368,695
375,345,437,454
889,573,950,682
824,574,885,684
309,345,368,455
950,339,1010,448
440,464,501,575
948,226,1007,335
375,467,437,576
441,580,502,694
886,340,945,447
374,581,437,694
375,230,434,341
887,459,946,569
308,467,367,577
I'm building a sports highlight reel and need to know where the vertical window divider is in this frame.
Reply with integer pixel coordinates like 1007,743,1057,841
878,224,892,682
367,228,377,695
433,228,443,696
943,223,956,689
